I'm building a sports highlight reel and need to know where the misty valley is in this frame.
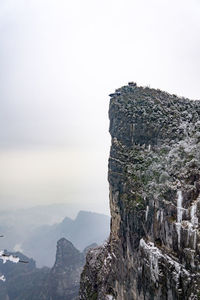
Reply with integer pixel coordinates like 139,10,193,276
0,205,110,299
2,82,200,299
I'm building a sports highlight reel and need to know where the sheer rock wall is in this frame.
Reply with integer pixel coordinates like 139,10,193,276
80,84,200,300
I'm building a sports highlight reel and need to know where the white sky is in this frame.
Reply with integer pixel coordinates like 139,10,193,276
1,0,200,213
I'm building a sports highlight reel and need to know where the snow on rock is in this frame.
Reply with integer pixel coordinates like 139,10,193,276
145,205,149,221
190,201,198,228
187,197,200,250
177,190,183,223
106,295,115,300
176,190,183,249
104,252,112,266
175,223,181,249
160,210,163,223
156,210,160,221
156,209,164,223
0,251,20,283
140,239,162,282
193,230,197,250
139,238,190,286
0,275,6,282
0,251,20,264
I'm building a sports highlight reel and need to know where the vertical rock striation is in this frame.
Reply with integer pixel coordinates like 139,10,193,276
41,238,84,300
80,84,200,299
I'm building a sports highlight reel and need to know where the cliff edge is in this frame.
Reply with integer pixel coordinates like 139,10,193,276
80,84,200,300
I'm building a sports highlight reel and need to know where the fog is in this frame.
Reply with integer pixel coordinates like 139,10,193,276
1,0,200,214
0,148,108,213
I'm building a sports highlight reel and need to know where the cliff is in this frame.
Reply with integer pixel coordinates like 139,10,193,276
39,238,85,300
80,84,200,299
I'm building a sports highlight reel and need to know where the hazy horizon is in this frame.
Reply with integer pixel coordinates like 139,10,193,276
1,0,200,214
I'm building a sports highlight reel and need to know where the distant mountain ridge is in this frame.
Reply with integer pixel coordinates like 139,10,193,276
0,203,82,253
0,207,110,268
23,210,110,267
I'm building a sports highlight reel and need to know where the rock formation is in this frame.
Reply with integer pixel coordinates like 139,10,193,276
40,238,85,300
80,84,200,299
0,239,96,299
0,251,49,300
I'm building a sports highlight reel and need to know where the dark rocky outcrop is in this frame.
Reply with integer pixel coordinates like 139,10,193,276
40,238,85,300
80,84,200,299
0,251,49,300
0,239,96,299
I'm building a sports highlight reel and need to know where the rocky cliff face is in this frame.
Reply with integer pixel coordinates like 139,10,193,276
80,84,200,299
40,238,85,300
